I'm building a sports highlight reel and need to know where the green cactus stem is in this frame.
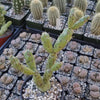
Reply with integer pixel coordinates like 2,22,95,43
40,0,48,7
47,6,60,26
74,0,87,13
13,0,24,14
9,8,89,92
96,0,100,13
53,0,66,13
30,0,43,20
0,21,12,36
0,6,6,27
91,13,100,35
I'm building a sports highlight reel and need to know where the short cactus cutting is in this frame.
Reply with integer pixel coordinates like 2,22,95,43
0,6,12,36
10,8,89,92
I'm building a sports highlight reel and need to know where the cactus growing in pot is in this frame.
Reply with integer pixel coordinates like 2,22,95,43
74,0,87,13
0,6,12,46
9,8,89,92
91,13,100,35
53,0,66,13
13,0,24,14
0,6,6,27
30,0,43,20
40,0,48,7
96,0,100,13
47,6,60,26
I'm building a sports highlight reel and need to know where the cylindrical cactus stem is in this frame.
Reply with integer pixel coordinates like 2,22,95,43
41,32,53,53
53,0,66,13
72,15,90,30
24,50,36,71
0,21,12,36
54,28,73,53
13,0,24,14
40,0,48,7
46,53,57,70
96,0,100,13
91,13,100,35
30,0,43,20
0,6,6,27
43,62,62,83
10,56,36,75
47,6,60,26
72,7,84,21
74,0,87,13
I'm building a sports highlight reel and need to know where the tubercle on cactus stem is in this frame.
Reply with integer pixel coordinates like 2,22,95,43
9,9,89,92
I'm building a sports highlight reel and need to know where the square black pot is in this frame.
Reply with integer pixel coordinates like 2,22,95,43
5,9,29,26
26,13,45,31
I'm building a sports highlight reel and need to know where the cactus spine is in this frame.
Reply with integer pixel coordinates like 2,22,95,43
40,0,48,7
13,0,24,14
53,0,66,13
30,0,43,20
10,8,89,92
24,0,31,7
0,6,6,27
91,13,100,35
74,0,87,13
47,6,60,26
96,0,100,13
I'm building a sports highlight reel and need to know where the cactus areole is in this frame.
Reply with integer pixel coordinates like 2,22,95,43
10,8,89,92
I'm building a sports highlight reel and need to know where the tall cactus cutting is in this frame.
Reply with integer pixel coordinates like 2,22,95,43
10,8,89,92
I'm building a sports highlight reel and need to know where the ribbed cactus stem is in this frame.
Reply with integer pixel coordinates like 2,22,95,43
91,13,100,35
0,6,6,27
13,0,24,14
96,0,100,13
47,6,60,26
0,21,12,36
40,0,48,7
53,0,66,13
74,0,87,13
30,0,43,20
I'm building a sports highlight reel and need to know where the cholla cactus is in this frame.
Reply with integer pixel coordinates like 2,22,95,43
96,0,100,13
0,21,12,36
0,6,12,36
10,8,89,92
47,6,60,26
30,0,43,20
24,0,31,7
13,0,24,14
72,7,84,21
53,0,66,13
0,6,6,27
91,13,100,35
74,0,87,13
40,0,48,7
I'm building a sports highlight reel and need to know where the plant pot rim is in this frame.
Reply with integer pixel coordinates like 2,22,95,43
20,73,64,100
